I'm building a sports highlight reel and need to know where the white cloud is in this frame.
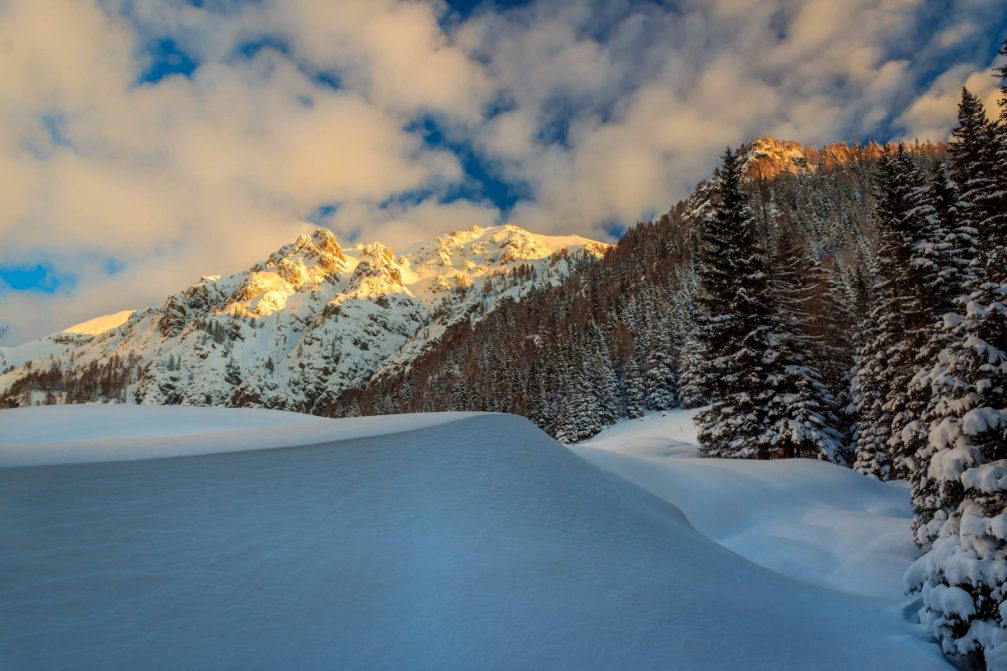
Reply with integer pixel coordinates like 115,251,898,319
895,61,1004,142
0,0,1003,342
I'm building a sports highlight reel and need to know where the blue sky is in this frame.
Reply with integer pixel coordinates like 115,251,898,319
0,265,67,293
1,0,1005,341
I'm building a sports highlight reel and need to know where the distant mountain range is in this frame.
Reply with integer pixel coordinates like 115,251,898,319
0,225,609,409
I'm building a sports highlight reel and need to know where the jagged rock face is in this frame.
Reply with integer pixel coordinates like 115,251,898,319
743,137,811,178
741,136,945,180
0,224,610,412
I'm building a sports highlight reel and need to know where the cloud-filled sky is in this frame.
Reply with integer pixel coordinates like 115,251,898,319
1,0,1005,342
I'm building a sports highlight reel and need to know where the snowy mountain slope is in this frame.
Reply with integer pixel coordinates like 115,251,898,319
0,225,608,411
0,332,88,371
0,406,946,669
0,312,135,371
576,409,921,600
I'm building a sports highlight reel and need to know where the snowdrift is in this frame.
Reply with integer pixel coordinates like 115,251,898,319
577,410,919,599
0,407,945,669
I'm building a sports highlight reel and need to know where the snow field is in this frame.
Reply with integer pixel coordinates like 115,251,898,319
0,406,948,669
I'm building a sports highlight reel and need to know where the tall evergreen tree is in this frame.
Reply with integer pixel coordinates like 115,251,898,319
643,349,677,411
906,278,1007,669
909,161,980,546
623,354,647,418
765,232,849,463
949,89,1002,278
853,147,940,479
694,148,776,458
908,60,1007,668
854,149,913,479
671,282,707,409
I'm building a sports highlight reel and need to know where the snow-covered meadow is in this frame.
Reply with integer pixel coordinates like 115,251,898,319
0,405,947,669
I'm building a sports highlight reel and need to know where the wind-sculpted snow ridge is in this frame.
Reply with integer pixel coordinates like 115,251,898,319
1,406,946,669
0,225,609,412
0,404,480,466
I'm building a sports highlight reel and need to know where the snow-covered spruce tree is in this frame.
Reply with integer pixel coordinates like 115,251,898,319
853,146,933,479
676,331,707,409
623,354,646,418
925,161,980,304
554,367,602,444
671,277,707,409
851,309,895,477
841,263,874,452
907,74,1007,669
643,349,677,411
888,148,957,479
909,159,983,547
694,148,776,458
589,321,621,428
911,88,1003,546
905,277,1007,669
883,152,974,500
764,232,849,463
949,88,1002,275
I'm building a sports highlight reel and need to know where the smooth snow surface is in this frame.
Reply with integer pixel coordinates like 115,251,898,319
1,407,947,669
577,409,921,599
0,404,479,467
584,405,704,453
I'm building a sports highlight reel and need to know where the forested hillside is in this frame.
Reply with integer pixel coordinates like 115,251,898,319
352,137,942,449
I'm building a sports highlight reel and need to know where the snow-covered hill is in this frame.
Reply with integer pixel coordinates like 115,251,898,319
0,405,946,669
0,225,609,411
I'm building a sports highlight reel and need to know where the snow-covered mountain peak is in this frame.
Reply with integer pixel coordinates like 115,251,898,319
2,223,611,413
344,242,408,301
401,224,609,294
262,228,348,275
221,228,353,318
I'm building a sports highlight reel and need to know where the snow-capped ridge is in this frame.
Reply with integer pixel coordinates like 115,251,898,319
62,310,136,337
